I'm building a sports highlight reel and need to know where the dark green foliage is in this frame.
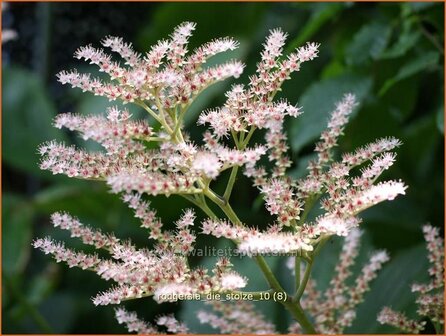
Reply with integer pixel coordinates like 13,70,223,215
2,2,443,333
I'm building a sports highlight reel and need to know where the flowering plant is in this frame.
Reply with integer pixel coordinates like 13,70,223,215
33,22,440,334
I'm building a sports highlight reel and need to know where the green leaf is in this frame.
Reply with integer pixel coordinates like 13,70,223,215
2,194,33,275
2,67,66,177
346,22,392,65
286,3,344,53
379,30,421,60
290,74,372,153
400,114,440,182
379,51,440,96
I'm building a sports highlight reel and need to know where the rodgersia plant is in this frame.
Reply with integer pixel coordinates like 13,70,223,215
34,22,414,334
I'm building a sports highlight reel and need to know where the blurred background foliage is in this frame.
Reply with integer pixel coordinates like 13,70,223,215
2,2,444,334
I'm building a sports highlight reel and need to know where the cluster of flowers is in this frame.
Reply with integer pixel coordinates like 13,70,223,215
34,22,416,334
33,207,248,307
198,29,317,179
114,300,275,335
287,229,389,334
197,300,276,334
115,307,188,334
57,22,242,107
378,225,444,334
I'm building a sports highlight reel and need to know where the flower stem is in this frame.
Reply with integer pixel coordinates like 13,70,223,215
241,126,257,148
254,255,286,293
294,258,313,302
254,257,316,333
282,301,317,334
294,255,301,294
223,166,239,201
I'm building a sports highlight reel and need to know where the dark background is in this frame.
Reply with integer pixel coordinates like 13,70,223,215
2,2,444,334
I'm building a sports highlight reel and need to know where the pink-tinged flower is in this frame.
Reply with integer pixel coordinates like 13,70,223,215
153,283,194,303
355,180,407,210
156,315,189,334
377,307,426,334
220,272,247,290
310,93,358,172
176,209,196,229
260,178,302,226
192,152,222,179
316,216,360,237
421,225,444,289
380,225,444,332
115,307,160,334
296,42,320,62
197,301,276,334
237,232,313,255
57,22,243,109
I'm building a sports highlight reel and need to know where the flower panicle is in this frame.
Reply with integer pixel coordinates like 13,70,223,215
34,23,413,334
33,236,102,270
115,307,160,334
296,229,389,334
197,300,276,334
377,307,426,334
57,21,243,110
378,225,444,332
35,211,250,308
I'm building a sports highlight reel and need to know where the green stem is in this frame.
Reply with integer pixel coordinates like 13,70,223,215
154,90,169,128
294,255,301,294
241,126,257,148
203,188,226,208
282,301,317,334
231,130,241,148
172,106,187,142
294,259,313,302
136,101,164,126
180,194,216,220
313,236,330,258
146,137,167,142
254,255,285,292
252,242,315,332
223,166,239,201
239,129,246,144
